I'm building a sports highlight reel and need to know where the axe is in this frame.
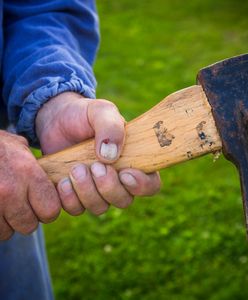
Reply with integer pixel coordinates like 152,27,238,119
38,54,248,234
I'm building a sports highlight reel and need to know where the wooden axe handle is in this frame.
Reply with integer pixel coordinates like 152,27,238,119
38,85,222,184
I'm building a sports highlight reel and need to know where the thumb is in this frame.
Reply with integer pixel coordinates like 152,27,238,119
87,99,126,163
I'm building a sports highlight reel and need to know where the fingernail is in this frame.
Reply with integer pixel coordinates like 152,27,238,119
71,164,87,181
91,162,106,178
60,178,73,194
120,173,137,187
100,140,118,160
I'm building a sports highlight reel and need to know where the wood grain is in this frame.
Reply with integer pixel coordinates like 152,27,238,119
38,85,222,183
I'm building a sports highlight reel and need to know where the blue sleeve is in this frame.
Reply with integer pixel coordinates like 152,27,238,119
2,0,100,144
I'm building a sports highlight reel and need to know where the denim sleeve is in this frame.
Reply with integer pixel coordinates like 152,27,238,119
2,0,100,144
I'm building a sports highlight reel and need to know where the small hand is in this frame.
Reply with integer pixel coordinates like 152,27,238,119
36,92,161,216
0,130,61,240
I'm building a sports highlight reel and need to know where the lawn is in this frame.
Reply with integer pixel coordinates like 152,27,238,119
45,1,248,299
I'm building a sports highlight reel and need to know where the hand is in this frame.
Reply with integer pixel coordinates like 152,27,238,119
0,130,61,240
36,92,161,216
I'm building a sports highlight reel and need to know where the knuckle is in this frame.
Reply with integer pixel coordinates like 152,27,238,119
115,196,133,209
99,182,112,196
65,207,85,216
98,99,115,107
60,193,84,216
93,99,118,112
15,154,36,173
91,203,109,216
31,178,61,223
17,135,28,146
32,169,47,184
4,205,39,236
21,221,39,235
97,174,117,195
6,206,31,222
40,201,61,223
0,230,14,241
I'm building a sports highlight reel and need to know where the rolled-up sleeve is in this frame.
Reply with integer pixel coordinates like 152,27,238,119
2,0,100,144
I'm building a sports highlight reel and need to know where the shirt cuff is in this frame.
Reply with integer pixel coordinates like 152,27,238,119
16,76,96,146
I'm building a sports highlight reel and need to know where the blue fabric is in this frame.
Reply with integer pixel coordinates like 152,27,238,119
2,0,99,144
0,0,99,299
0,226,54,300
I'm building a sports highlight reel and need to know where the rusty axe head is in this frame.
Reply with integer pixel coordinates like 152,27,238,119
197,54,248,233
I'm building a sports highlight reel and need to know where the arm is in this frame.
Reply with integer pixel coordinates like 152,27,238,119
3,0,99,144
0,0,99,239
3,0,160,220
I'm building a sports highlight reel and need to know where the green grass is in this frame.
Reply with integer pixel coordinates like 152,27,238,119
45,1,248,299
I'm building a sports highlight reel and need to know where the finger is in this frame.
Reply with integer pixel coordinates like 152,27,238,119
57,177,85,216
87,100,125,163
28,168,61,223
69,164,109,215
5,201,39,235
91,162,133,208
119,169,161,196
0,217,14,241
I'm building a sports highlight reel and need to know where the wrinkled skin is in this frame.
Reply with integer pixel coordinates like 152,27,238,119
36,92,161,216
0,130,60,240
0,92,161,240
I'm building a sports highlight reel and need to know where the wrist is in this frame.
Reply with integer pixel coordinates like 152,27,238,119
36,92,83,142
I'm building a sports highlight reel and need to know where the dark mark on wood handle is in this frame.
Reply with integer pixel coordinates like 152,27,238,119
153,121,175,147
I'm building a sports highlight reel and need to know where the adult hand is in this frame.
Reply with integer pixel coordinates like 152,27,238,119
0,130,61,240
36,92,160,216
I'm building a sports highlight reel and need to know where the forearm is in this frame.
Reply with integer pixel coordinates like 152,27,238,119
2,0,99,144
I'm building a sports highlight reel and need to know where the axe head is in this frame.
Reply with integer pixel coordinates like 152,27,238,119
197,54,248,235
